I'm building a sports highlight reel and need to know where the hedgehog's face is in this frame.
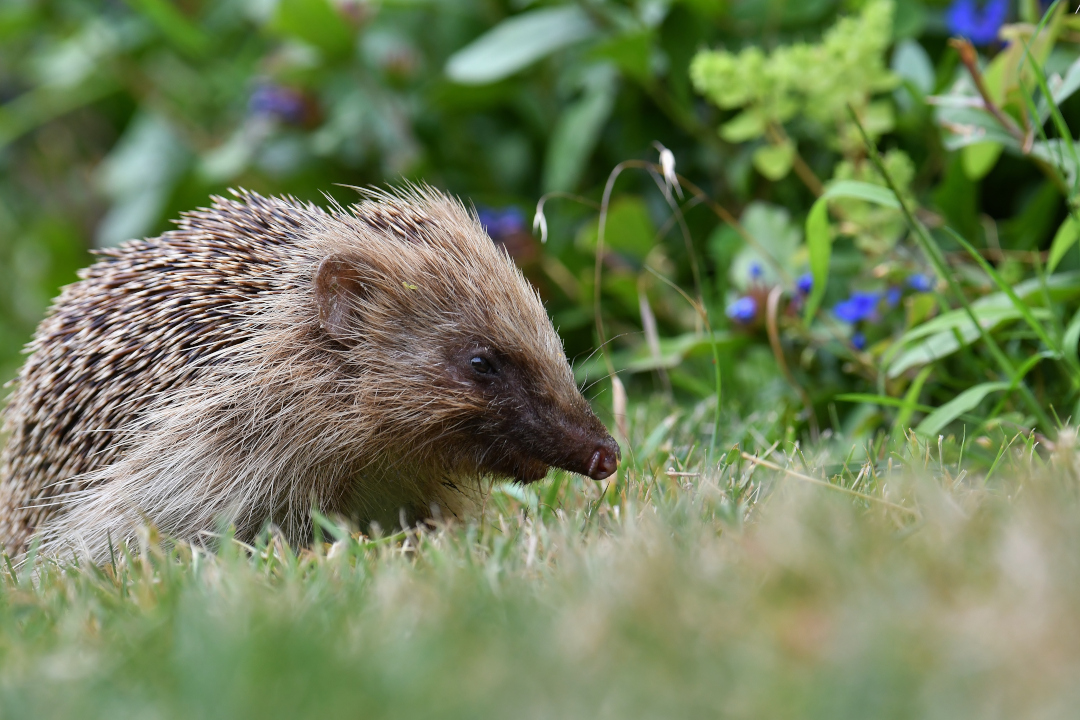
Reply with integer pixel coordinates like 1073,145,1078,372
313,227,619,485
442,339,620,484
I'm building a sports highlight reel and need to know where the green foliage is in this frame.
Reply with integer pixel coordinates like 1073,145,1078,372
690,0,899,160
7,0,1080,453
831,149,915,253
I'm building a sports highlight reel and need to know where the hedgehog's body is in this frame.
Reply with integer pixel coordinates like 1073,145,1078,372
0,187,618,560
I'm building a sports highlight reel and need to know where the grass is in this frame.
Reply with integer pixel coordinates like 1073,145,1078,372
2,410,1080,719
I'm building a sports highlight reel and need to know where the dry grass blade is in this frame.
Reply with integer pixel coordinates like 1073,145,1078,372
740,451,918,516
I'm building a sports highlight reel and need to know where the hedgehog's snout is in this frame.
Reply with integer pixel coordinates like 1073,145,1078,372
585,437,620,480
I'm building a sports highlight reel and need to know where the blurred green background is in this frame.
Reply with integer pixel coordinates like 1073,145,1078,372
4,0,1080,444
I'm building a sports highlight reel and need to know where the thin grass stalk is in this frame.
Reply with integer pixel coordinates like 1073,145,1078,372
942,225,1078,386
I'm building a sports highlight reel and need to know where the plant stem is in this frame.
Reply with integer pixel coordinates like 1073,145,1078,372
949,38,1029,149
766,123,824,197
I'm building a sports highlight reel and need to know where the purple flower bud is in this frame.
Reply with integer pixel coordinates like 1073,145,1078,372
852,332,867,350
248,83,307,124
886,287,902,308
908,273,934,293
477,206,526,240
749,261,763,280
796,273,813,295
833,291,882,323
726,296,757,324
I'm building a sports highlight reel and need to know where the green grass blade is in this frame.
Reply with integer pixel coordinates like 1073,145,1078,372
894,365,935,431
1020,37,1080,196
941,225,1063,357
836,392,935,414
1048,215,1079,273
915,381,1010,438
1065,305,1080,367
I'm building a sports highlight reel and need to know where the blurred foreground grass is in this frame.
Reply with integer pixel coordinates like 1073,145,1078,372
3,417,1080,718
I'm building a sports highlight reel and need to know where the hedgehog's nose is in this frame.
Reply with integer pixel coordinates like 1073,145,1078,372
586,437,620,480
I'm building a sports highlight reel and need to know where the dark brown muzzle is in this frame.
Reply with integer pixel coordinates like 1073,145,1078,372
585,436,620,480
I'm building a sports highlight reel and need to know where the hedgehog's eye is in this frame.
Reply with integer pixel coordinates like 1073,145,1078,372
470,356,495,375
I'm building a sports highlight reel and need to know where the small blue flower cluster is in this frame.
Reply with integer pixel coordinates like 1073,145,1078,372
945,0,1008,46
832,273,935,350
726,296,757,324
725,270,935,332
833,291,882,323
725,261,776,324
477,206,526,241
248,83,307,124
908,273,934,293
796,273,813,295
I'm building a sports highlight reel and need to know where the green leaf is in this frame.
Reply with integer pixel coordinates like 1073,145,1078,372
862,100,895,137
822,180,899,207
943,226,1063,359
1050,216,1080,274
914,382,1010,438
589,30,652,82
1038,57,1080,123
1020,34,1080,196
804,199,831,322
445,6,597,85
719,110,765,143
836,392,934,414
891,38,934,96
803,180,900,320
269,0,353,57
126,0,210,57
572,331,740,382
575,196,654,260
0,79,120,151
542,68,616,193
1064,305,1080,367
730,202,802,290
886,272,1080,377
95,112,189,247
934,102,1022,152
1030,139,1080,189
639,413,681,459
888,323,982,378
752,140,795,180
961,142,1003,180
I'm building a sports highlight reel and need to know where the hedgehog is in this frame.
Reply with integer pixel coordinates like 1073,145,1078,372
0,186,620,560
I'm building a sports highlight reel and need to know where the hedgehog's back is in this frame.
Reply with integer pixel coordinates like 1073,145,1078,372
0,193,308,552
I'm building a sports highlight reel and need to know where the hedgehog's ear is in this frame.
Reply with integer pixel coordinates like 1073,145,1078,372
315,255,366,345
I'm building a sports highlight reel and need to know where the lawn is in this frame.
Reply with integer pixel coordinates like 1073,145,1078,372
2,421,1078,718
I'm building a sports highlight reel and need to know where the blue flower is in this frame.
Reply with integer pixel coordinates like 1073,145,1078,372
946,0,1008,46
726,296,757,324
749,261,764,280
477,206,526,240
833,291,882,323
908,273,934,293
886,287,902,308
248,83,307,124
796,273,813,295
852,332,867,351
